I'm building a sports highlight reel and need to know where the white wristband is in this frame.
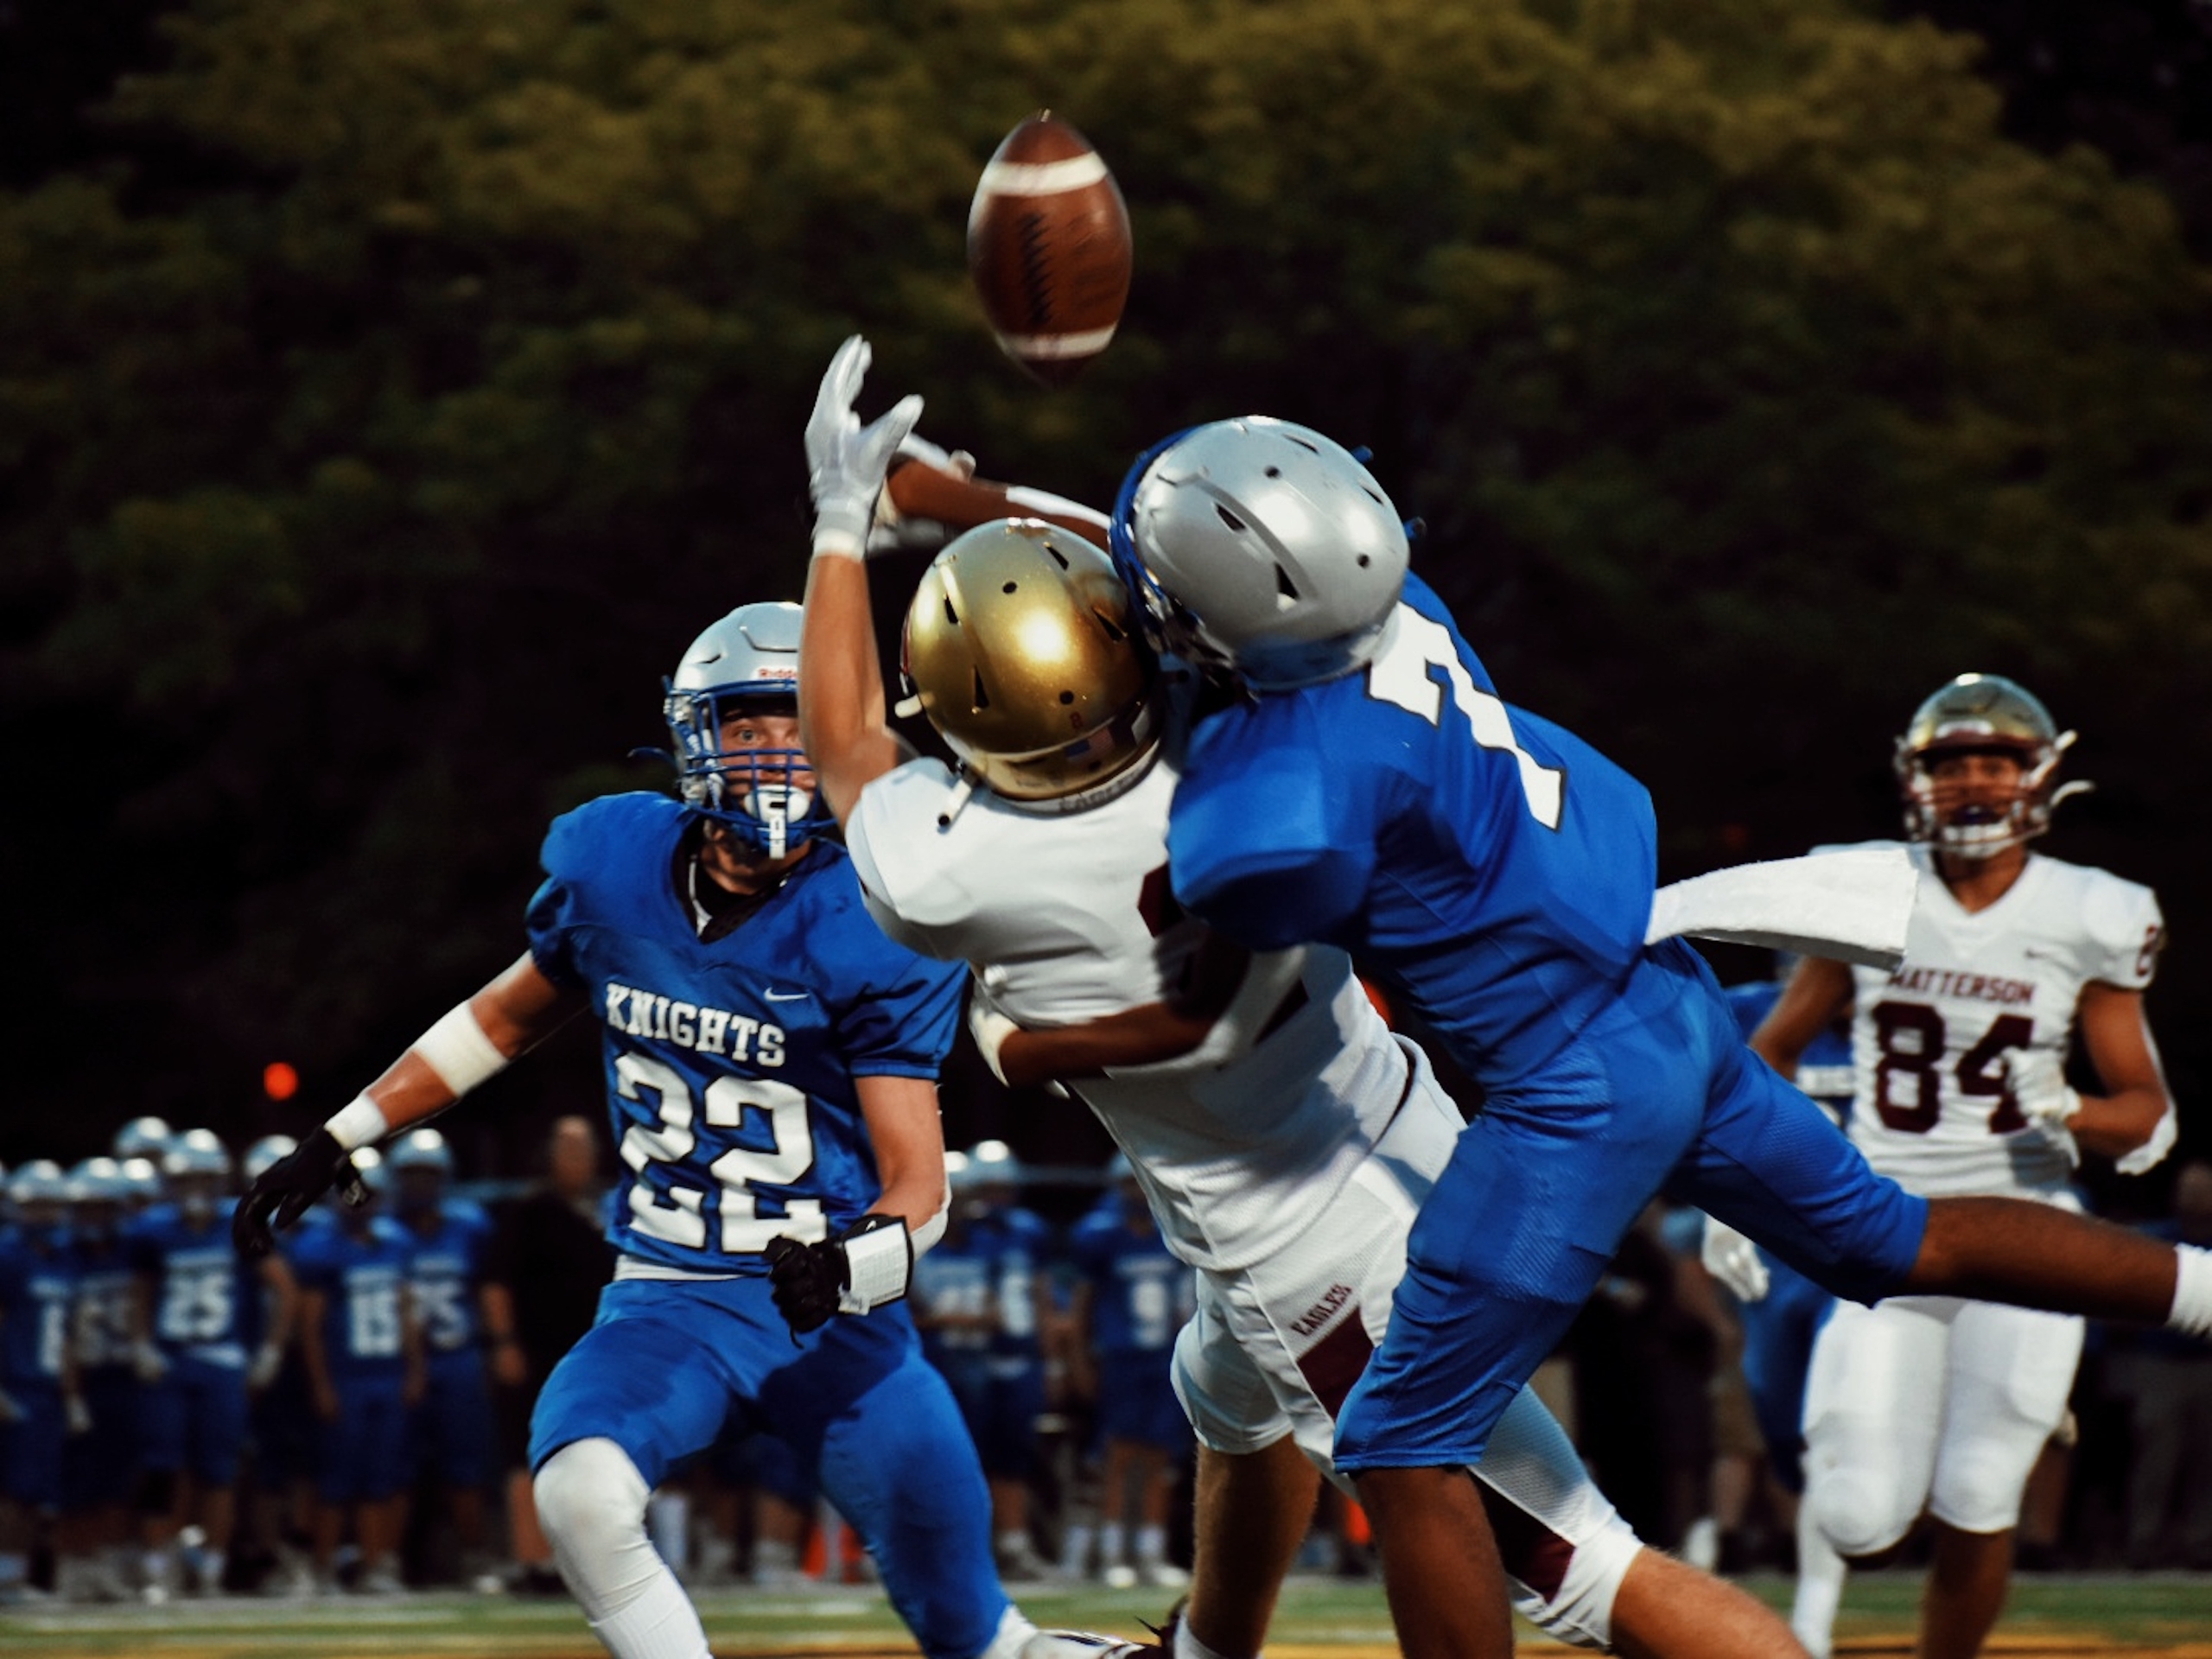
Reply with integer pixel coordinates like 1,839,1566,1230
325,1094,391,1153
413,1001,511,1096
838,1220,912,1314
969,1006,1019,1085
811,526,868,562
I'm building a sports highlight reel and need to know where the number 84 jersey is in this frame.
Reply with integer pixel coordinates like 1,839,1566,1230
1837,840,2165,1199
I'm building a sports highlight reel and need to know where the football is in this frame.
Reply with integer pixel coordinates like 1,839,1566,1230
967,111,1133,386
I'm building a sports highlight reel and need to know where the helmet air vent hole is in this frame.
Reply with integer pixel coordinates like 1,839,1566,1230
1095,612,1126,642
1363,487,1383,503
1357,555,1371,568
944,597,959,625
1217,505,1248,533
1058,690,1075,704
1275,565,1300,601
1285,435,1319,454
1264,467,1281,478
1046,543,1071,570
1002,581,1018,594
971,671,991,709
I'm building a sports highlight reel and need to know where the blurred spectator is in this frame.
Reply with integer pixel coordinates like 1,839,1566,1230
482,1115,613,1593
2113,1159,2212,1568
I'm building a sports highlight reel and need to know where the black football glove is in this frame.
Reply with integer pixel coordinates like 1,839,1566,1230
232,1128,369,1258
765,1214,912,1337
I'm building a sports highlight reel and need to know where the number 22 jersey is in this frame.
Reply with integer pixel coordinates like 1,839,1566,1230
525,792,966,1274
1836,839,2170,1199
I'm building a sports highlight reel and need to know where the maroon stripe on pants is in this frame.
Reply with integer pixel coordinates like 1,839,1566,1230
1299,1310,1573,1602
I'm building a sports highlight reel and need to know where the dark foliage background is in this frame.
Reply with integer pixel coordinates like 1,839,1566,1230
3,0,2209,1199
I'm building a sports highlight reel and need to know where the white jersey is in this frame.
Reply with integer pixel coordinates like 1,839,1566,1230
1834,841,2167,1199
848,741,1411,1275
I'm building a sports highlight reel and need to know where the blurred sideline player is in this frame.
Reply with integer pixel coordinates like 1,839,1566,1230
1098,411,2212,1659
129,1129,294,1599
910,1143,1055,1581
0,1163,83,1601
290,1149,420,1593
388,1127,505,1587
1068,1157,1194,1590
1746,674,2171,1659
60,1159,143,1602
233,599,1133,1659
793,336,1819,1659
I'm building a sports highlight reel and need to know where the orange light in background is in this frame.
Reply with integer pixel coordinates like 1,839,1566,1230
263,1062,300,1102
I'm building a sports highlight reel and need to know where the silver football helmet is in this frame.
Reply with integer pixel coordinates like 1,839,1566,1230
1112,417,1409,689
664,601,834,859
1895,672,2082,859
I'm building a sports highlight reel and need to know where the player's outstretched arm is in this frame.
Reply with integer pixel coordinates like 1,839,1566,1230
797,336,922,826
2033,983,2173,1164
232,952,583,1257
1747,955,1855,1079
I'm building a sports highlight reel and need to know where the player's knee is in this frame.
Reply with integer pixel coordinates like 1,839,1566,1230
1807,1465,1914,1560
1513,1511,1638,1648
1929,1452,2028,1535
532,1438,649,1561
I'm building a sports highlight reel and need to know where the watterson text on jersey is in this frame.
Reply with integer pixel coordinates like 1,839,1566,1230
605,982,786,1065
1885,966,2035,1007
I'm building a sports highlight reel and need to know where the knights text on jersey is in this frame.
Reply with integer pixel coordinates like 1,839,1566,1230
846,747,1413,1274
1836,842,2167,1198
524,792,966,1274
1165,573,1660,1088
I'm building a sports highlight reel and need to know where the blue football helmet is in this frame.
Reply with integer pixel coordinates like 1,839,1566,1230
663,602,836,859
113,1115,175,1161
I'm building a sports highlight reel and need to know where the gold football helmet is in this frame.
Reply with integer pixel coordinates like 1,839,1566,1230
1894,672,2081,856
901,519,1160,804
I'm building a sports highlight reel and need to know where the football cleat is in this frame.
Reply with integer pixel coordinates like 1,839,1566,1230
902,521,1160,806
1894,672,2083,859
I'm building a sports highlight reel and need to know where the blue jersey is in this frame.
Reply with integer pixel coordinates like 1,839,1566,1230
0,1234,76,1386
129,1202,257,1365
70,1233,140,1382
1069,1202,1190,1360
1724,981,1853,1115
292,1218,415,1378
399,1201,493,1363
525,794,965,1272
1169,574,1657,1089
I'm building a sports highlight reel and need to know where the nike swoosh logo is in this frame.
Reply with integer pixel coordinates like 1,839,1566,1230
764,988,810,1002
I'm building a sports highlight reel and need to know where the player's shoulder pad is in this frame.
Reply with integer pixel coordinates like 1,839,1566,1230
2042,856,2163,963
849,759,991,931
541,791,684,882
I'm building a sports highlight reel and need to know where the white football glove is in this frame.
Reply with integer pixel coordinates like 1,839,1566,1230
1700,1217,1770,1303
130,1338,171,1384
805,335,924,560
2004,1046,2082,1165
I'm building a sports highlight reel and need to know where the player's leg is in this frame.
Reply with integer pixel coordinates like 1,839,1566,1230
188,1364,250,1594
1916,1300,2083,1659
1608,1548,1807,1659
769,1306,1026,1659
1904,1197,2189,1323
1169,1288,1316,1659
1799,1298,1948,1560
528,1286,741,1659
1336,957,1722,1659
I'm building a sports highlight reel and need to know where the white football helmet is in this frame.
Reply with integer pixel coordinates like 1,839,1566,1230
664,601,833,859
1112,417,1409,689
1895,672,2082,859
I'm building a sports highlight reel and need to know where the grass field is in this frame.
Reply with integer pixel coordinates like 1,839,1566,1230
6,1573,2212,1658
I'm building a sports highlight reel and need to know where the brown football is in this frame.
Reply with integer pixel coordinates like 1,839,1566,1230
967,111,1132,387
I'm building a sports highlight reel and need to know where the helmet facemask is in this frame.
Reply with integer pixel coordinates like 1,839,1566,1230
664,684,829,860
1895,674,2084,860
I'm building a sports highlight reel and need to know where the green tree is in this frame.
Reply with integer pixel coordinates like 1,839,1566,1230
3,0,2209,1153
